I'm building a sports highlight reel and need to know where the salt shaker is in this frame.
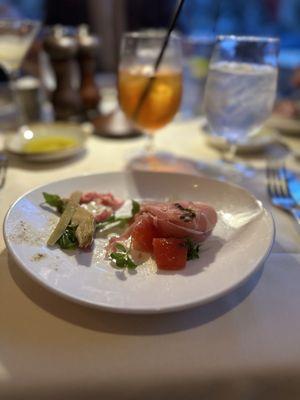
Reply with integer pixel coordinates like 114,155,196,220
77,25,101,117
43,25,82,121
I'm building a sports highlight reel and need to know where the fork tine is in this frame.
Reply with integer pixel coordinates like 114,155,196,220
266,159,295,201
281,165,293,198
274,162,293,198
266,160,281,198
266,160,300,226
273,163,286,197
266,163,274,198
0,156,8,189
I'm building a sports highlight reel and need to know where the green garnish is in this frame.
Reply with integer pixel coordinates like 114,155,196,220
115,243,127,252
174,203,196,222
96,200,140,232
57,225,78,249
131,199,140,215
43,192,66,214
44,195,140,253
47,191,82,247
110,243,137,269
96,215,129,231
185,238,200,260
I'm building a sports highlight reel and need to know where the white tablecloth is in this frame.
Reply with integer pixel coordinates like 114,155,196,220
0,119,300,399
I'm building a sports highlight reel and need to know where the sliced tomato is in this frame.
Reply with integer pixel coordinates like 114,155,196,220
152,238,187,270
131,216,161,253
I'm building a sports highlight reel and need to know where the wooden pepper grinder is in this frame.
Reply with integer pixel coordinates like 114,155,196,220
77,25,101,118
43,25,82,121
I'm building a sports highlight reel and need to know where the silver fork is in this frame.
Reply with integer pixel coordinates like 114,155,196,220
266,160,300,224
0,152,8,189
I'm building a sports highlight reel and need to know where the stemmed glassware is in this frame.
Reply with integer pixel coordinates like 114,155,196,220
118,30,183,167
0,19,40,130
204,35,279,161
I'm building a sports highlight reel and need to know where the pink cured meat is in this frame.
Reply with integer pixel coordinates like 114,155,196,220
106,223,135,256
106,201,217,256
80,192,124,211
94,209,113,223
140,201,217,242
106,213,151,255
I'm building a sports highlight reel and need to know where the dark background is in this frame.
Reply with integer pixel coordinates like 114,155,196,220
1,0,300,96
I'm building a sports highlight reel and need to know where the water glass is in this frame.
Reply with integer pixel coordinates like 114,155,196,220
204,35,280,151
180,35,214,119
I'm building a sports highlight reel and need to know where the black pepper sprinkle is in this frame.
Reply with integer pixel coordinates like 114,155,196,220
174,203,196,222
32,253,46,261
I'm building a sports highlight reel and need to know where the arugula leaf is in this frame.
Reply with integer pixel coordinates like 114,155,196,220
185,238,200,261
111,252,137,269
57,225,78,249
131,200,140,216
110,243,137,269
96,215,116,229
43,192,65,214
124,256,137,269
115,243,127,253
96,200,141,232
96,215,128,231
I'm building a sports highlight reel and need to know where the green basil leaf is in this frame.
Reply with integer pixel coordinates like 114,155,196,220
57,225,78,249
115,258,127,268
185,238,200,261
97,216,128,231
110,252,126,268
124,256,137,269
43,192,65,214
131,200,140,216
117,218,129,228
110,252,124,260
96,215,117,229
115,243,127,252
110,252,125,261
97,200,140,233
110,249,137,270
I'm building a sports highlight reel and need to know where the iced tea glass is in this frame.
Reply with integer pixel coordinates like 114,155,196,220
118,31,182,163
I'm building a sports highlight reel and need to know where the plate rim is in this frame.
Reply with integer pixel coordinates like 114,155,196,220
3,171,275,314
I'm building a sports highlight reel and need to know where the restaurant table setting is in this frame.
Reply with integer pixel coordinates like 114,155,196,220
1,115,300,398
2,9,300,398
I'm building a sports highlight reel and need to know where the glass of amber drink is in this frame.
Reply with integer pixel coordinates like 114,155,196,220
118,30,182,166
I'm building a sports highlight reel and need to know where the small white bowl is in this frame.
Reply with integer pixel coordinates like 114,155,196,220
5,122,93,162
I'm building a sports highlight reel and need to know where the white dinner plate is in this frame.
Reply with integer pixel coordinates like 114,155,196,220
3,171,274,313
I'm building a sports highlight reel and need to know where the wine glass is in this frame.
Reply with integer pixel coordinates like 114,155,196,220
204,35,279,161
0,19,40,130
118,30,183,168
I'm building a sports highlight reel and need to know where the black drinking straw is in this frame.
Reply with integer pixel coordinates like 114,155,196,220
133,0,186,120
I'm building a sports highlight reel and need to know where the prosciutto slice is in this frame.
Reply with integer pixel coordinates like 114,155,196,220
80,192,124,223
106,201,217,255
140,201,217,242
80,192,124,210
